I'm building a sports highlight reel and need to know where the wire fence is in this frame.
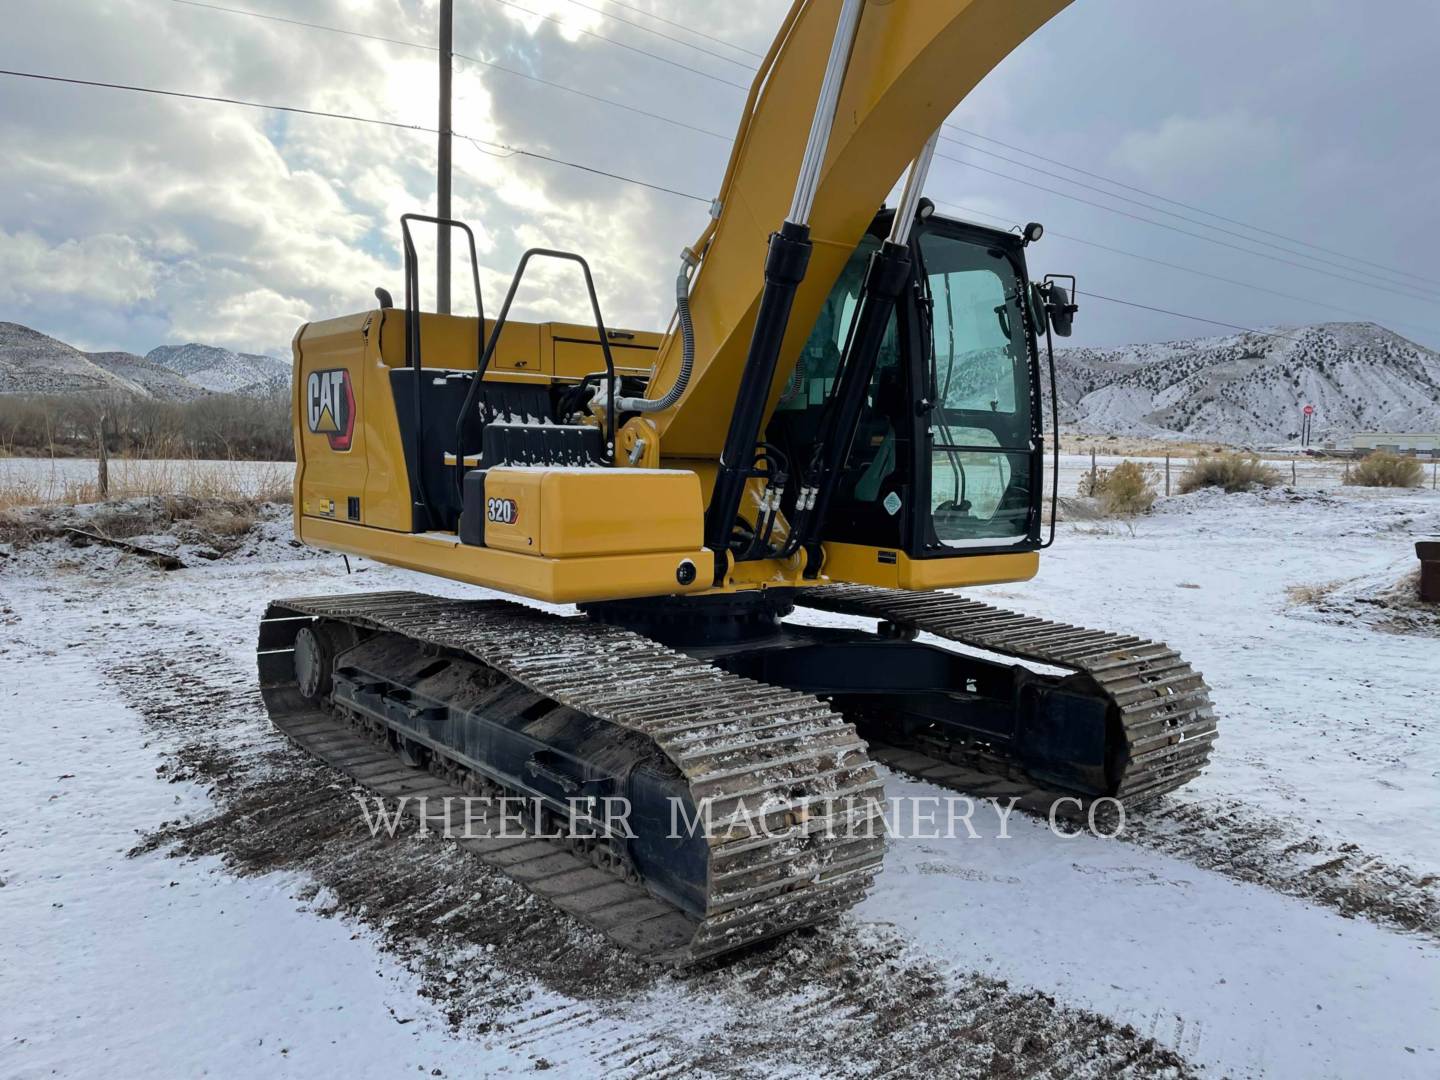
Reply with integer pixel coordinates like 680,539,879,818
1052,452,1440,496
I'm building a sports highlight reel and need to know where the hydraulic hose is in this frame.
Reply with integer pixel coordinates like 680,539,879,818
616,255,696,413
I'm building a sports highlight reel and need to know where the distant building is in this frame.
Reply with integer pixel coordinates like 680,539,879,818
1349,432,1440,455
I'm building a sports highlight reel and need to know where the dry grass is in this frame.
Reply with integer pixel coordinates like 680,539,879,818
191,506,261,539
0,494,275,552
0,460,290,511
1286,581,1341,606
0,474,47,511
1061,433,1224,458
0,460,290,552
1177,452,1281,494
1076,458,1158,516
1344,451,1425,488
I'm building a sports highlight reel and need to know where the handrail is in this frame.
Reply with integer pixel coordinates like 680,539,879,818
452,248,618,504
399,213,485,530
1039,312,1060,549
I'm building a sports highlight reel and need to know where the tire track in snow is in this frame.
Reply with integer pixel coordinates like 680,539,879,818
97,623,1196,1079
869,746,1440,941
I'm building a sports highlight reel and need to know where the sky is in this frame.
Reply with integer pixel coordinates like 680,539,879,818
2,0,1439,359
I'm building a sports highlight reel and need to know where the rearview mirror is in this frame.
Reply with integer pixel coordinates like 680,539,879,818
1042,274,1078,338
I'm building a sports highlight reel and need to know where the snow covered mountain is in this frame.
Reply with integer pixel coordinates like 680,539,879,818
144,344,290,396
87,351,209,401
0,322,288,400
7,315,1437,442
0,323,147,396
1053,322,1440,443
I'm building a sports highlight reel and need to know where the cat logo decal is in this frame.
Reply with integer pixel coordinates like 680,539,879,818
306,368,355,451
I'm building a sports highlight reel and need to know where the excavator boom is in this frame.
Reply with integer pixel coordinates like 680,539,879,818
647,0,1070,459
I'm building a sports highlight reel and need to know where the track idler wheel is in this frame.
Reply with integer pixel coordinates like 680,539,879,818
293,620,356,702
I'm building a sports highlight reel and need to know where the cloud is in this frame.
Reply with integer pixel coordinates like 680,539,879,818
0,231,159,308
2,0,1438,360
0,0,736,356
1111,111,1287,188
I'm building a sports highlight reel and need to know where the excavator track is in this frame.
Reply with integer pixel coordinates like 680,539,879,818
795,585,1218,806
258,591,885,965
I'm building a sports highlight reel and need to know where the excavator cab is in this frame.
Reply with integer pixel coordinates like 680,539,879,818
768,209,1052,568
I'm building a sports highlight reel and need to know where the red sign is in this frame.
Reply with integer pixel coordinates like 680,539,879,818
1303,404,1314,416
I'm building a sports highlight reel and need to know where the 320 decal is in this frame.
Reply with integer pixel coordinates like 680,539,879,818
486,497,518,525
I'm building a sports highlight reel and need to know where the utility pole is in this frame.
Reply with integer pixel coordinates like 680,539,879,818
437,0,454,315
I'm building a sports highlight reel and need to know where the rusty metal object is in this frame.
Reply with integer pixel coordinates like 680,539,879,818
1417,542,1440,603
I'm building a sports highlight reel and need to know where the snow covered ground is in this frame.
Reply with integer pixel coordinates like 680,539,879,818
2,480,1437,1078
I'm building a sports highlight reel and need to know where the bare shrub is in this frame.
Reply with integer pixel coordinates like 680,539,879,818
1177,452,1281,494
1344,451,1424,488
1076,459,1158,516
0,388,291,460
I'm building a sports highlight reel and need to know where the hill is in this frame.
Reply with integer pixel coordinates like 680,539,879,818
1053,322,1440,444
145,344,291,396
0,323,146,396
87,351,209,402
0,322,288,400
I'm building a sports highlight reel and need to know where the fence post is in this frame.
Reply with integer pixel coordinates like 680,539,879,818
1165,455,1171,496
1090,449,1097,494
1291,459,1297,486
96,412,109,500
1433,459,1437,490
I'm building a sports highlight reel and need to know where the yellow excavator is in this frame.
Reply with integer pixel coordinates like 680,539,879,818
259,0,1216,962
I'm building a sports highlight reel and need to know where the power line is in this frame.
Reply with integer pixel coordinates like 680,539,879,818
550,0,755,71
933,199,1439,339
0,68,1307,345
598,0,764,59
161,0,732,143
16,12,1435,343
484,0,750,91
460,135,707,202
181,0,1431,317
166,0,423,50
0,68,711,203
934,153,1440,309
1080,291,1299,341
465,0,1434,294
172,0,1435,308
944,122,1440,291
1,66,438,133
455,52,731,142
937,134,1440,299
